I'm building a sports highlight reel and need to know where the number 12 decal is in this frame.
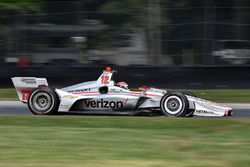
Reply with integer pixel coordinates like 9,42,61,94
21,90,31,101
101,75,110,84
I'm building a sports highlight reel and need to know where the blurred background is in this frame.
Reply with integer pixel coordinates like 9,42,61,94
1,0,250,88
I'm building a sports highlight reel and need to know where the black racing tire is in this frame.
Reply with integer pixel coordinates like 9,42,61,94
181,91,196,117
185,110,195,117
28,87,59,115
160,92,190,117
181,91,197,97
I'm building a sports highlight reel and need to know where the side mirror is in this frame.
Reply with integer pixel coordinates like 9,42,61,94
99,86,108,94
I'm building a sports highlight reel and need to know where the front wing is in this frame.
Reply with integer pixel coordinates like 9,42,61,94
187,96,232,117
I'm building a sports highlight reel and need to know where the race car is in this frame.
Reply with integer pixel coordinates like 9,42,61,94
12,67,233,117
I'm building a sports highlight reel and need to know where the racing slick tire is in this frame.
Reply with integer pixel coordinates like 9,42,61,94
181,91,196,117
28,86,59,115
185,109,195,117
160,92,191,117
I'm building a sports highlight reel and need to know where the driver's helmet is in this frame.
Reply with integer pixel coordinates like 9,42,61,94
116,81,128,89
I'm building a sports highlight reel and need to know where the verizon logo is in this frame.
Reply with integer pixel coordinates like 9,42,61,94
84,99,127,108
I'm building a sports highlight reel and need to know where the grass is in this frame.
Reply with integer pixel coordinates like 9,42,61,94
0,116,249,167
3,88,250,103
0,88,18,100
192,89,250,103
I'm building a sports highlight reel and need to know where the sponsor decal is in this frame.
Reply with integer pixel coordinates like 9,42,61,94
63,95,78,99
21,90,31,101
69,88,91,93
21,78,36,84
110,89,125,93
196,110,214,114
85,98,128,108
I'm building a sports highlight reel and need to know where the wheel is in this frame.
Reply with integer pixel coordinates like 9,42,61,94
181,91,196,117
160,92,191,117
181,91,197,97
185,110,195,117
28,87,59,115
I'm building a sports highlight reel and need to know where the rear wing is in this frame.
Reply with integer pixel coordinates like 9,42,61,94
11,77,48,103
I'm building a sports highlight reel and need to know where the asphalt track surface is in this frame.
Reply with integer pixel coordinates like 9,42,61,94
0,101,250,118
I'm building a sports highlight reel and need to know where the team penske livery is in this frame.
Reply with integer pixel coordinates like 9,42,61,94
12,67,233,117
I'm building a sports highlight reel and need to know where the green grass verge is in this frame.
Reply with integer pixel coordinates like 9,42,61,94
0,89,18,101
2,88,250,103
191,89,250,103
0,116,249,167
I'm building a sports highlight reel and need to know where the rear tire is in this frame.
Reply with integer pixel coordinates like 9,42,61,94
160,92,191,117
28,87,59,115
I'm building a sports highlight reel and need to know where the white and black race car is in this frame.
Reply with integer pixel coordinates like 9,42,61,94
12,67,233,117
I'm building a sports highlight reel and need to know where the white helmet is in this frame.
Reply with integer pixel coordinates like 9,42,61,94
116,81,128,89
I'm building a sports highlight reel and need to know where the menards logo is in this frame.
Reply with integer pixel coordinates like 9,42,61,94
84,98,128,108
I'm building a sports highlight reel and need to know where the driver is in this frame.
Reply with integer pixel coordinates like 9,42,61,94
116,81,128,89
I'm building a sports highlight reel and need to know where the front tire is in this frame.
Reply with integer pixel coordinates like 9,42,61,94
160,92,190,117
28,87,59,115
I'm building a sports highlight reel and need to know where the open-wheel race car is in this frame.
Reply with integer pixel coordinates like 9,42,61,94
12,67,233,117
